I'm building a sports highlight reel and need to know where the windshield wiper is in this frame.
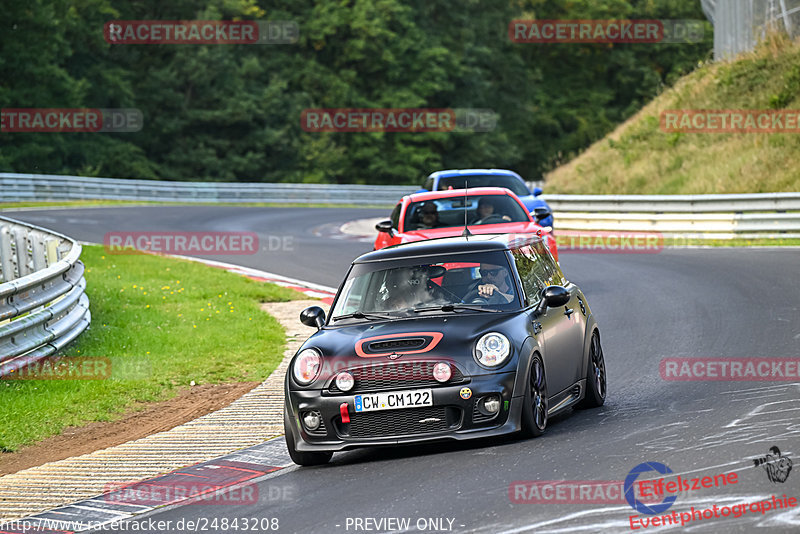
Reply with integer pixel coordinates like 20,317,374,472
412,304,501,314
331,311,395,321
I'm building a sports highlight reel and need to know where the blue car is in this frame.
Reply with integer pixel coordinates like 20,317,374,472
419,169,554,228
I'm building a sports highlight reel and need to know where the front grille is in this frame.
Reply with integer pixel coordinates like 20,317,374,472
328,362,465,393
348,406,459,438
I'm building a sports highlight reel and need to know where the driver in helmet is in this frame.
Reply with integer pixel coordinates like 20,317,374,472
380,265,442,310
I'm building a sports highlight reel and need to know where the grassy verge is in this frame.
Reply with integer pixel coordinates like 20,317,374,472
546,34,800,195
0,245,304,452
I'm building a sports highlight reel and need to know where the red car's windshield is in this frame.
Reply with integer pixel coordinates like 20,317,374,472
404,194,529,231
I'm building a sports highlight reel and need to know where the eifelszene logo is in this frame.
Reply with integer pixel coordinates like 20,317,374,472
624,462,677,515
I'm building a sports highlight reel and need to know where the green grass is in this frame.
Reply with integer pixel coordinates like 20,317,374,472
546,34,800,195
0,245,304,452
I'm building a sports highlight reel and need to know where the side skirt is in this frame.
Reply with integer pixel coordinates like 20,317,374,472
547,379,586,416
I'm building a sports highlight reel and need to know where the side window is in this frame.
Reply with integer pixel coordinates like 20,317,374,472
529,241,567,287
331,275,368,316
511,247,545,305
390,203,401,229
423,177,434,191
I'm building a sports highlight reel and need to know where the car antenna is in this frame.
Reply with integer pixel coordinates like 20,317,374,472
461,180,473,238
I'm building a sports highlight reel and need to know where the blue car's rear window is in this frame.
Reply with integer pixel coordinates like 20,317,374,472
438,175,529,197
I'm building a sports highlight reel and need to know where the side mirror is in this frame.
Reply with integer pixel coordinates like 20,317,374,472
300,306,326,329
375,220,394,235
533,187,543,197
534,286,570,316
533,207,552,223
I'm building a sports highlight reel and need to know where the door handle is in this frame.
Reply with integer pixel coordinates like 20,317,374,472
564,307,574,318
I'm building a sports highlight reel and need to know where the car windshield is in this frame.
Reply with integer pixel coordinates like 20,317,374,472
437,175,529,197
404,194,529,231
330,251,521,321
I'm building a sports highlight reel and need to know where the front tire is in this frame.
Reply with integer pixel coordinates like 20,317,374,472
284,413,333,466
576,330,606,409
520,355,548,438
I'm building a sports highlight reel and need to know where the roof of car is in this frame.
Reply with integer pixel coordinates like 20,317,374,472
405,186,519,203
427,169,524,180
355,233,544,263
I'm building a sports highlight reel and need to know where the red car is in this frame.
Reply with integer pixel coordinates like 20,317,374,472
374,187,558,260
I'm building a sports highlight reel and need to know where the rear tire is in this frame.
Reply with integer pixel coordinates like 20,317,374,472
520,355,548,438
284,414,333,466
576,330,606,409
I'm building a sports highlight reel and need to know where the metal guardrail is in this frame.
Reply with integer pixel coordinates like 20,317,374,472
2,173,799,238
541,192,800,212
0,173,415,205
541,193,800,238
0,216,90,377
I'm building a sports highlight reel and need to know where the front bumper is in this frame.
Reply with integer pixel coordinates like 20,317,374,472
286,371,523,452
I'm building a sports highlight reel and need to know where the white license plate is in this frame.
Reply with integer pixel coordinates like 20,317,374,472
354,389,433,413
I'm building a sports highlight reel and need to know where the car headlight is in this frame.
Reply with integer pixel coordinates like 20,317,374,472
293,348,322,385
474,332,510,367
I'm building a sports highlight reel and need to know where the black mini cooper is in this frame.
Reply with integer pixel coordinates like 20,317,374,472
284,234,606,465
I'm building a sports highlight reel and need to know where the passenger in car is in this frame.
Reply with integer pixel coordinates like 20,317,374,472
417,202,445,229
379,266,444,310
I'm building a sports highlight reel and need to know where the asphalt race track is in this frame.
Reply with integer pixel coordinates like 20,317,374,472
7,206,800,533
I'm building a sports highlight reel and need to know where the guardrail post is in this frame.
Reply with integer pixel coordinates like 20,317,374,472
46,239,59,266
0,224,14,283
31,231,47,272
12,228,30,278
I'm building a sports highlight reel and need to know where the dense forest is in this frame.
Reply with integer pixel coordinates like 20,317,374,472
0,0,711,184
